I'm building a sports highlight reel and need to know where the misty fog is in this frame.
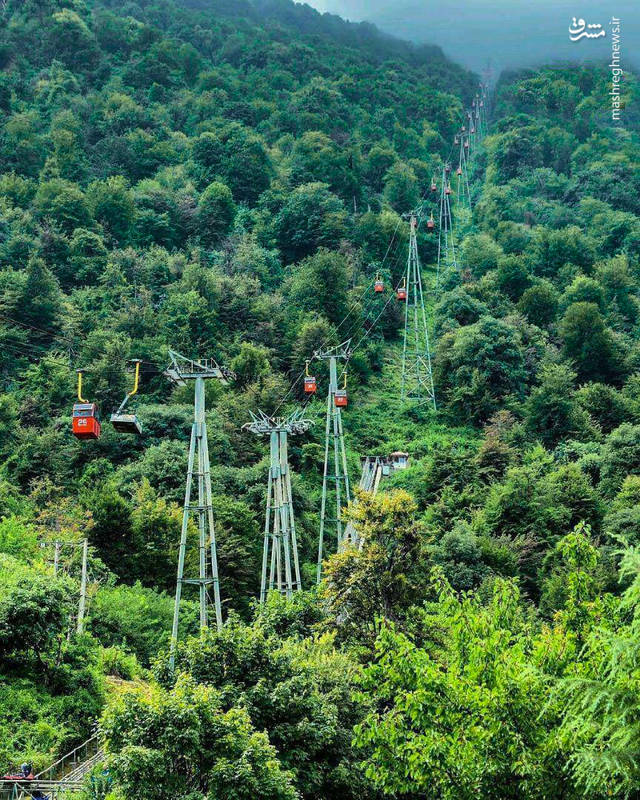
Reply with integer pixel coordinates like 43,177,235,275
300,0,638,76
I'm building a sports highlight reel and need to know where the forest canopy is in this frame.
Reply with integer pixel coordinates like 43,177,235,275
1,0,640,798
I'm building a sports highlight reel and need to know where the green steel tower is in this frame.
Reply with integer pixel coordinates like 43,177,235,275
165,350,235,668
315,340,352,581
244,409,312,602
400,212,437,409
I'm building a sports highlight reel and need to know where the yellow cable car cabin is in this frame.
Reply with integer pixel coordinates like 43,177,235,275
111,359,143,434
304,360,317,394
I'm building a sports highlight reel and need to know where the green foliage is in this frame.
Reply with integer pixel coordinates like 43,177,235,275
197,181,236,246
435,316,527,424
102,676,298,800
354,575,561,800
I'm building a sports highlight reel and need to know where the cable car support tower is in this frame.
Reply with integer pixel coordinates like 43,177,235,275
165,350,235,668
400,211,436,410
244,409,312,602
437,165,457,285
316,340,352,581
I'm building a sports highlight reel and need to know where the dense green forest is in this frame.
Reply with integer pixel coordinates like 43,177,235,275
1,0,640,798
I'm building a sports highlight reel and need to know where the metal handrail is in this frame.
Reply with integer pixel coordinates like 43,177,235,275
33,733,99,782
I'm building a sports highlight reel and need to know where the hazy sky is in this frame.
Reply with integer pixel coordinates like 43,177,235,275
299,0,638,76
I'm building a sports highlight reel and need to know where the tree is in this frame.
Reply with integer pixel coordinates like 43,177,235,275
88,176,134,244
382,161,419,211
287,248,349,325
524,363,590,446
18,256,62,336
354,575,563,800
156,616,370,800
323,490,428,647
192,123,271,203
435,316,527,425
495,254,532,301
554,545,640,797
102,676,298,800
518,280,558,328
275,182,347,264
600,424,640,499
33,179,91,233
559,302,622,383
197,181,236,247
48,9,99,70
231,342,270,388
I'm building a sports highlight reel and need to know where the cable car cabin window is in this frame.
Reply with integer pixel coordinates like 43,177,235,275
73,403,100,420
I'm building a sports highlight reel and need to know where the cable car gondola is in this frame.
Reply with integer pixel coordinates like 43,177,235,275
334,371,348,408
72,369,101,440
427,214,435,230
374,272,384,293
304,360,317,394
396,279,407,301
445,182,452,196
430,178,437,192
111,359,143,434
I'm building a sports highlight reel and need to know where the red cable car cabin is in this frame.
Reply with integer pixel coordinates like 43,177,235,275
397,285,407,301
72,403,101,440
334,389,348,408
374,279,384,293
304,376,317,394
427,215,435,230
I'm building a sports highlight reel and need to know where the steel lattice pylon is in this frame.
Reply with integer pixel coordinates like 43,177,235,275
165,350,235,668
400,213,436,410
244,409,312,601
316,340,351,581
436,165,458,285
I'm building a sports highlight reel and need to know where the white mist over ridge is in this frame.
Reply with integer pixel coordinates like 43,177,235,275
299,0,639,75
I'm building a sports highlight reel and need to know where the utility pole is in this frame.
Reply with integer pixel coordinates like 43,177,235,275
40,538,91,633
53,540,61,575
77,538,88,634
244,409,312,602
164,350,235,668
315,340,351,582
400,212,437,410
